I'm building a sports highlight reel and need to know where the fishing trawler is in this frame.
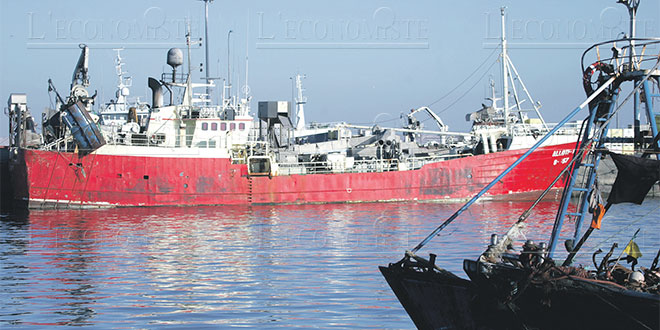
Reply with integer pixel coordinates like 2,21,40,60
5,5,579,209
380,2,660,329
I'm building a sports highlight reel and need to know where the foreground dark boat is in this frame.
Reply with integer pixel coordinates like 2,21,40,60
381,2,660,329
381,250,660,330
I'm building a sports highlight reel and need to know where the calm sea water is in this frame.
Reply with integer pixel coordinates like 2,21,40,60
1,199,659,329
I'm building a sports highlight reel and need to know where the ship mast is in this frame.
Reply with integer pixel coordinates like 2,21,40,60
185,22,194,108
623,0,639,67
295,74,307,130
620,0,642,147
112,48,130,104
203,0,213,97
244,16,250,103
227,29,233,103
498,7,548,131
500,7,509,132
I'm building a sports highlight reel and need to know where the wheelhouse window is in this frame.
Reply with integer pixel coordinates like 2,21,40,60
239,123,245,131
220,122,227,131
211,123,218,131
201,122,208,131
230,123,236,131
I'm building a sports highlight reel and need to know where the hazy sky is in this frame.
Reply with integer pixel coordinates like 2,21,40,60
1,0,658,138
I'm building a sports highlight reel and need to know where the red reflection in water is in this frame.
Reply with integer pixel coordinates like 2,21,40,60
7,200,594,327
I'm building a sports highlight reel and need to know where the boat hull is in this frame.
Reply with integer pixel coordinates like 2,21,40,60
1,146,11,211
379,265,487,330
380,259,660,330
10,142,576,208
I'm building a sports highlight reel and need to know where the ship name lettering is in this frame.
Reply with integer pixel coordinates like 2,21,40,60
552,149,573,157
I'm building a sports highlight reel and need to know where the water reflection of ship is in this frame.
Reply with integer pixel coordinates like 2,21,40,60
20,214,99,326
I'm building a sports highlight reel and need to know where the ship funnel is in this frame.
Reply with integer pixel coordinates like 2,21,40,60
148,77,163,108
167,48,183,82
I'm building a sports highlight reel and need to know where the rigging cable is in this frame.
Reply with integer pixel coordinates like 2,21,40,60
355,43,502,126
434,58,500,115
427,42,502,107
415,55,501,126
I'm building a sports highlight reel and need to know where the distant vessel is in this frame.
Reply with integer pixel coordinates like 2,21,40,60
381,2,660,329
6,6,578,209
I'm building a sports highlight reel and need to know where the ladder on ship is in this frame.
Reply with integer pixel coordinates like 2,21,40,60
247,176,254,204
548,48,660,263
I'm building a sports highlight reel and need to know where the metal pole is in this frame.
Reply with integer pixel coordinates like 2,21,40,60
501,7,509,133
623,1,641,148
628,0,638,69
245,14,250,102
204,0,212,97
642,79,660,159
186,24,193,108
634,85,641,148
572,93,618,241
227,30,233,99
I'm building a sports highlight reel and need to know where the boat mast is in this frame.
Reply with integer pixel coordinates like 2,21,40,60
227,29,233,104
244,16,250,103
621,0,641,147
295,74,307,131
185,22,194,108
496,7,549,130
624,0,639,66
113,48,128,104
500,7,509,132
203,0,213,97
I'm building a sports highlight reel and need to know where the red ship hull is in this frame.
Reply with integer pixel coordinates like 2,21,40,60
9,143,575,208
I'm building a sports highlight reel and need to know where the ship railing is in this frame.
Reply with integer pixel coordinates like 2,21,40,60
406,153,472,169
42,135,74,151
510,121,582,137
307,121,349,129
581,38,660,75
101,130,255,149
546,121,582,135
275,153,471,176
161,72,189,83
103,133,149,147
275,158,399,175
